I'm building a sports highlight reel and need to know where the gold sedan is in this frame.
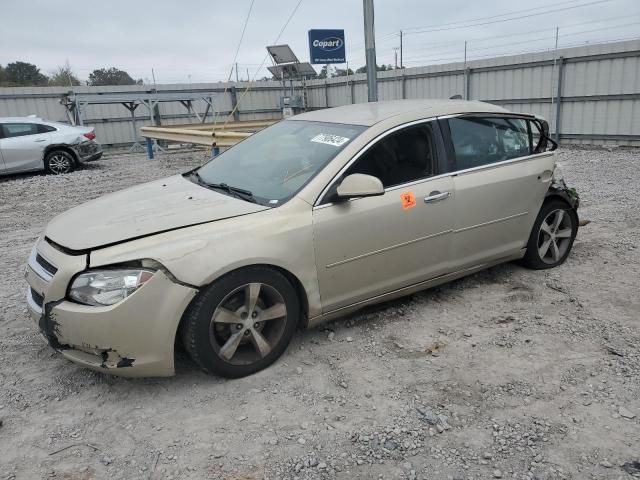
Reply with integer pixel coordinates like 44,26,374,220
25,99,579,377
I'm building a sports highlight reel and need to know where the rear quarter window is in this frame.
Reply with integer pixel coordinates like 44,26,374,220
37,124,57,133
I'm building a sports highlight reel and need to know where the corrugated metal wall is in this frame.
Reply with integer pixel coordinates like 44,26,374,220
1,39,639,147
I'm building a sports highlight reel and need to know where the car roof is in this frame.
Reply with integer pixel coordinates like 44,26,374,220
289,99,511,126
0,116,44,123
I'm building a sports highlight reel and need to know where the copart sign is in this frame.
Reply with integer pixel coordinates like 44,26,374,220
308,29,346,64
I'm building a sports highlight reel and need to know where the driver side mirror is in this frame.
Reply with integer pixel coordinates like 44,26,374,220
336,173,384,199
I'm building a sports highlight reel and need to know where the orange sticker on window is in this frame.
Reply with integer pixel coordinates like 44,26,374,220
400,191,416,210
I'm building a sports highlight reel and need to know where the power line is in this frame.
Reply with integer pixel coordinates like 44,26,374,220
402,35,640,65
401,0,594,33
404,0,611,35
212,0,256,123
348,0,603,50
225,0,305,124
225,0,256,82
402,20,640,61
401,13,640,55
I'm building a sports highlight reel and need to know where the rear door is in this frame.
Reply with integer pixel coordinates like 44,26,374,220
0,122,52,173
312,120,455,312
442,115,555,270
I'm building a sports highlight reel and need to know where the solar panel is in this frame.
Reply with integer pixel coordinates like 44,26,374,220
266,45,299,64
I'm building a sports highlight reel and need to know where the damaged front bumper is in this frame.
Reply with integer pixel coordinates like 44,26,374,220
24,238,197,377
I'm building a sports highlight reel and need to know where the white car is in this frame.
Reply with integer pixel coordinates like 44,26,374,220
0,116,102,175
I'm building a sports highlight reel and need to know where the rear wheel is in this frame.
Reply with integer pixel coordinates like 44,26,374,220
522,199,578,269
181,267,300,378
45,150,75,175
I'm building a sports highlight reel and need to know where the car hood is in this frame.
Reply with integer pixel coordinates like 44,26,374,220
45,174,269,251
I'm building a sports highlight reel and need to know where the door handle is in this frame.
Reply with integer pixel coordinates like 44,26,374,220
34,139,46,142
424,191,450,203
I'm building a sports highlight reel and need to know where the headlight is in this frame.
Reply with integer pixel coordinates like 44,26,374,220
68,269,155,306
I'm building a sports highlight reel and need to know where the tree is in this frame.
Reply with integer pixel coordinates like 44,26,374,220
0,65,5,85
331,67,354,77
317,65,330,79
355,64,394,74
49,62,81,86
88,67,141,86
2,61,48,86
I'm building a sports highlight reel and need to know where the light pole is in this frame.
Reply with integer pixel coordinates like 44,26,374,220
363,0,378,102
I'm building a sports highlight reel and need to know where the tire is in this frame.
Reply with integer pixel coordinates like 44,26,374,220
521,199,578,270
181,266,300,378
45,150,76,175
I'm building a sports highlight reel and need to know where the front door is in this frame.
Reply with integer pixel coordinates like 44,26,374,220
312,121,455,313
0,123,51,173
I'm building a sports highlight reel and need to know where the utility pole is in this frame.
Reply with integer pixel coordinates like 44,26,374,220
550,27,559,133
235,62,239,83
363,0,378,101
399,30,403,68
246,68,250,82
394,48,398,69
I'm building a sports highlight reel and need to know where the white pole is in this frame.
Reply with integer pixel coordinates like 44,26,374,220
463,41,468,99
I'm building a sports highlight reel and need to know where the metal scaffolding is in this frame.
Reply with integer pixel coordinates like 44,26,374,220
61,91,217,152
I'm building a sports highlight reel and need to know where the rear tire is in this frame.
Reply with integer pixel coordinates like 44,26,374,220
522,199,578,270
181,267,300,378
45,150,75,175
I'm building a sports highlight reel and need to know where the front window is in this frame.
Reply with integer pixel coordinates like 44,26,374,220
193,120,366,206
1,123,38,138
344,122,437,188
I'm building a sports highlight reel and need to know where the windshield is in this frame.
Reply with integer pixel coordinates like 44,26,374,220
193,120,366,206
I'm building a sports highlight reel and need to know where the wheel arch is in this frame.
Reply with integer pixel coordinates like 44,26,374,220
174,263,311,352
44,144,79,165
543,189,579,223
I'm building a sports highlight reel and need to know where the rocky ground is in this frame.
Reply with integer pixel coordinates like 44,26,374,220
0,146,638,480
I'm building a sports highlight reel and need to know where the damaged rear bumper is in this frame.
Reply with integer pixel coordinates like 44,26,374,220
25,238,196,377
71,140,103,164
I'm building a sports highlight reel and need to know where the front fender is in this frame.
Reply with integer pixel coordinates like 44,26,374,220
546,179,579,211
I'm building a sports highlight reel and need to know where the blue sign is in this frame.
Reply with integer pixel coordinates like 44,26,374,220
308,29,346,64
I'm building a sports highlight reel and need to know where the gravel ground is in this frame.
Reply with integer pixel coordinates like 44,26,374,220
0,147,639,480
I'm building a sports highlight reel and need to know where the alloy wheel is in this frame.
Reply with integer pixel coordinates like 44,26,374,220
48,154,72,174
537,208,573,264
209,283,288,365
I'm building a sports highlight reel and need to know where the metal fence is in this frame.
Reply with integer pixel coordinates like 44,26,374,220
1,39,639,147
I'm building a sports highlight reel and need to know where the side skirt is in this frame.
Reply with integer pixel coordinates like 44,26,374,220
307,250,526,329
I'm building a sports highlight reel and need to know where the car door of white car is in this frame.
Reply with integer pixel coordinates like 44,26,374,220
0,123,51,173
442,115,555,271
312,120,455,313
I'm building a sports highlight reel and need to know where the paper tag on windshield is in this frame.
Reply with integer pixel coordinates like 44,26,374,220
310,133,350,147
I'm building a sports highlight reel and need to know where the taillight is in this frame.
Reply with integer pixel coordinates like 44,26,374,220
83,132,96,140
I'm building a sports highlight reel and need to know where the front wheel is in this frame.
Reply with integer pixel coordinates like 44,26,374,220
522,199,578,270
181,267,300,378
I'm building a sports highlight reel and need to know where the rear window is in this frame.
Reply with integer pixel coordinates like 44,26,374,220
448,116,531,171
